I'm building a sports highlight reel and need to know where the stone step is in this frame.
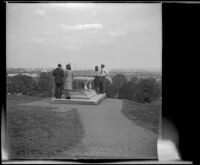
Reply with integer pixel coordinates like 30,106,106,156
50,93,106,105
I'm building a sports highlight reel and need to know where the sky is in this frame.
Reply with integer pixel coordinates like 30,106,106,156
6,3,161,70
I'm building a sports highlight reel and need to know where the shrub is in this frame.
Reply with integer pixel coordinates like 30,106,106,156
7,75,35,95
7,72,55,97
119,76,161,103
112,74,127,96
37,72,54,97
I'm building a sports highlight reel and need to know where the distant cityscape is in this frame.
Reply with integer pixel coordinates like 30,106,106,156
6,67,162,81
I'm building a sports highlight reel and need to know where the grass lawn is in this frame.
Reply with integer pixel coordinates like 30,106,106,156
6,95,84,159
6,94,45,104
121,99,161,134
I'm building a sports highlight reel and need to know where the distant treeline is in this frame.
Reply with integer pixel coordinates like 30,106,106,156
7,72,161,103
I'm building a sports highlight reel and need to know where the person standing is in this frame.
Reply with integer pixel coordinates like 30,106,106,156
52,64,65,99
94,66,101,94
100,64,109,94
64,64,74,99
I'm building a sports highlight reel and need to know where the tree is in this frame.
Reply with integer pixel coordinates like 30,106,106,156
119,80,138,100
20,75,35,95
129,76,139,84
136,77,161,103
7,74,35,95
37,72,54,97
105,78,115,98
119,76,139,100
112,74,127,97
7,76,13,93
119,76,161,103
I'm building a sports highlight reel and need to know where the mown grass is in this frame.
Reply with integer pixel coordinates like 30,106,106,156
6,95,84,159
6,94,45,104
121,99,161,134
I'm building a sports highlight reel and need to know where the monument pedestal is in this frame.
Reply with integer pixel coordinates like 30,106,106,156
70,90,97,100
51,76,106,105
51,93,106,105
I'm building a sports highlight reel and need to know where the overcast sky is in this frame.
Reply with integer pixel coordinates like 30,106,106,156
7,3,161,70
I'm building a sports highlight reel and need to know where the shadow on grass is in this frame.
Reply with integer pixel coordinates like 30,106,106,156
6,104,85,159
121,99,161,134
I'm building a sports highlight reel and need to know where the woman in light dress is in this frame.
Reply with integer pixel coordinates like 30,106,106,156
64,64,73,99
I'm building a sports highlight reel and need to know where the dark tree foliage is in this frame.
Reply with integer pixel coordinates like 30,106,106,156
112,74,127,96
7,72,55,97
7,73,161,103
7,74,35,95
119,76,161,103
119,80,139,100
37,72,54,97
129,76,139,84
138,77,161,102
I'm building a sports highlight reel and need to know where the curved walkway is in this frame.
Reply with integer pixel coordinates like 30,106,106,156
20,98,158,159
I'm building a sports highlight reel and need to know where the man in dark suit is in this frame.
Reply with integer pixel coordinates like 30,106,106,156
52,64,64,99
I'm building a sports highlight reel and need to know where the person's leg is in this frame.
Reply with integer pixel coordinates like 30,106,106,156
57,84,60,98
60,84,63,98
94,77,97,92
102,77,106,94
66,82,72,99
101,81,104,93
96,76,100,94
95,78,99,93
65,89,68,98
104,77,107,93
99,78,102,94
65,83,69,99
57,84,62,98
65,90,70,99
68,90,71,99
54,84,58,98
96,87,99,94
61,83,64,98
65,82,69,99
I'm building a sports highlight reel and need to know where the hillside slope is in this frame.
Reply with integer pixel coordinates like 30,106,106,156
6,95,161,159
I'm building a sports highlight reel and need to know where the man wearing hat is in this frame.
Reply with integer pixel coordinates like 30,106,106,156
94,66,101,94
52,64,65,99
100,64,109,94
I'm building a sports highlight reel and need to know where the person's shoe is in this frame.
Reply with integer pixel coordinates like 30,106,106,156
66,96,70,99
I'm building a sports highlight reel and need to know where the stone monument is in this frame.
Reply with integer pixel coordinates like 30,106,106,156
51,76,106,105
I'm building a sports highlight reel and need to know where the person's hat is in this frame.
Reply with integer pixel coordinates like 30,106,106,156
101,64,104,68
66,64,71,70
95,66,98,71
58,64,62,67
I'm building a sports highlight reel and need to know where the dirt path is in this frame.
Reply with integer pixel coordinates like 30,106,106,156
20,98,158,159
